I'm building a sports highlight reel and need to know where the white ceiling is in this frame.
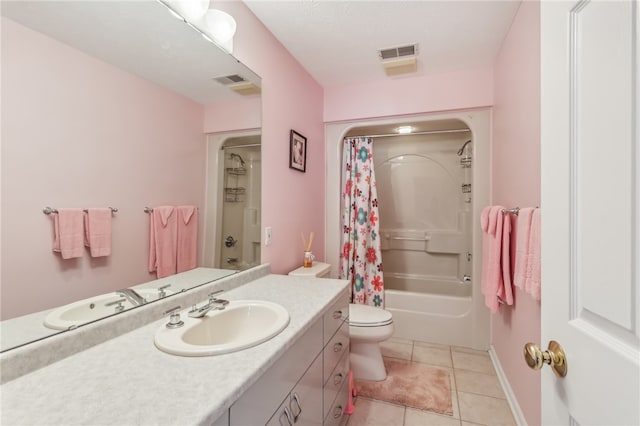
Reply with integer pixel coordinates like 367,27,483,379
244,0,522,89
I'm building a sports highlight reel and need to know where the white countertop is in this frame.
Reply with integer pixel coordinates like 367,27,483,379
0,268,237,352
0,274,349,425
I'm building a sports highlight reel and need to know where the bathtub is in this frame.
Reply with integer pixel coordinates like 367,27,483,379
384,273,475,347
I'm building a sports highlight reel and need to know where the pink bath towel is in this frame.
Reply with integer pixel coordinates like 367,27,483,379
513,208,535,290
499,212,513,306
148,206,177,278
525,209,541,301
176,205,198,273
480,206,514,313
83,208,112,257
52,209,84,259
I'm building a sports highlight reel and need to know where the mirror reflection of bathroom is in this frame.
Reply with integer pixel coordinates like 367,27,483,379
216,135,262,271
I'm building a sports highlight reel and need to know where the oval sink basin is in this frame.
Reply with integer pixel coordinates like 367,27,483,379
154,300,290,357
44,293,135,330
43,288,174,330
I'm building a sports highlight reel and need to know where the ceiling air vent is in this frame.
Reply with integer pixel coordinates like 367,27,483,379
378,44,419,77
378,44,418,60
213,74,261,96
213,74,247,85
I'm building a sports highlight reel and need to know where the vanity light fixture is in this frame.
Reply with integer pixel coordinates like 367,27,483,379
397,126,413,134
158,0,237,53
169,0,209,21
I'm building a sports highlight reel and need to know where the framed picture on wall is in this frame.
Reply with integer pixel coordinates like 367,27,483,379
289,129,307,172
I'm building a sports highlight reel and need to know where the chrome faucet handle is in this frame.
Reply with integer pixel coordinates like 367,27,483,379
105,298,127,312
162,306,184,329
208,289,224,303
157,284,171,298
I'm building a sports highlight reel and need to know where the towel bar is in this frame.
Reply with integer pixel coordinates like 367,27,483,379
501,207,520,215
43,206,117,215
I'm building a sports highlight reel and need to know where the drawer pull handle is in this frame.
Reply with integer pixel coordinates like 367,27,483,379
333,405,343,419
332,310,343,319
333,372,344,386
280,407,293,426
333,342,343,352
291,392,303,422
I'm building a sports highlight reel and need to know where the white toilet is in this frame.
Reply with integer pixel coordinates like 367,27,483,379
288,262,394,381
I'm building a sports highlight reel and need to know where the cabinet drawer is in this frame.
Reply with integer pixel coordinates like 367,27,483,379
323,296,348,345
323,347,349,420
323,320,349,384
323,377,349,426
230,320,322,425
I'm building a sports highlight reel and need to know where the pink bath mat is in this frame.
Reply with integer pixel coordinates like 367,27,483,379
355,358,453,415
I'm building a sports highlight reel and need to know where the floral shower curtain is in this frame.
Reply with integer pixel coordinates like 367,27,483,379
338,137,384,307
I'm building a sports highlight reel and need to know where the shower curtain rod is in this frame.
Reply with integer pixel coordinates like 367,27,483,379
220,143,261,149
348,128,470,139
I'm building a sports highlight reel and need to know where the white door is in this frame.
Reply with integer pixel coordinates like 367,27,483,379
541,0,639,425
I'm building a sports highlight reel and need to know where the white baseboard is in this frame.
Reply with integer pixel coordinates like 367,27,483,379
489,346,528,426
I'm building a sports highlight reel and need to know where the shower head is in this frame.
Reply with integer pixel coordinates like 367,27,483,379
229,153,246,167
457,140,472,156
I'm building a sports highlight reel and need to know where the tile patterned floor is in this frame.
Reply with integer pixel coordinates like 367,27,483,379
345,338,517,426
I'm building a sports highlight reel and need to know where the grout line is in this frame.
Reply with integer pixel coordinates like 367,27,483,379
449,344,465,425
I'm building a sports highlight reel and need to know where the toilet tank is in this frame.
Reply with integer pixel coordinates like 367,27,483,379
288,262,331,278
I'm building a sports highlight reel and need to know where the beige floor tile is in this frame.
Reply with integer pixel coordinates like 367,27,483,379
412,345,453,368
451,346,490,358
454,370,505,399
404,408,461,426
346,397,405,426
381,340,413,360
450,390,460,419
414,340,452,351
389,336,415,345
451,352,496,375
461,422,485,426
457,392,516,426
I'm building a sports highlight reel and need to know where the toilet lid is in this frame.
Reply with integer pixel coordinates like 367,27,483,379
349,304,393,327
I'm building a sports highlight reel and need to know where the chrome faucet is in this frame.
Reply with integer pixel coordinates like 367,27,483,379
188,290,229,318
116,288,146,306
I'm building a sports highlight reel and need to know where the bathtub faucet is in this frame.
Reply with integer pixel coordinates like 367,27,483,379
463,275,472,283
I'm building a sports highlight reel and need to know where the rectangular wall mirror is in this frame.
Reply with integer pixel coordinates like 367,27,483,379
1,1,262,352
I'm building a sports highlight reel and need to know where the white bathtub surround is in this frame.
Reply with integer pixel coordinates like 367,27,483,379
0,265,270,384
0,273,349,424
385,286,481,348
326,110,491,351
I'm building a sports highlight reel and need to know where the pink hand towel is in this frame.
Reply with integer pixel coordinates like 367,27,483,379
480,206,515,312
176,205,198,273
525,209,541,301
83,208,112,257
52,209,84,259
481,206,504,313
498,212,513,306
148,206,177,278
513,208,534,290
480,206,491,233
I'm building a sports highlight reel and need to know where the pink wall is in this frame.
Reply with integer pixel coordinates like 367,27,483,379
203,97,261,133
324,67,494,122
214,1,326,274
1,18,206,319
491,2,541,425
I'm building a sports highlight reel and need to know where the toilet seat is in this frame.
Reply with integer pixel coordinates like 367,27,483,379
349,304,393,327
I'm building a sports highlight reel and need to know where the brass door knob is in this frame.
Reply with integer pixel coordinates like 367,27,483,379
523,340,567,377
